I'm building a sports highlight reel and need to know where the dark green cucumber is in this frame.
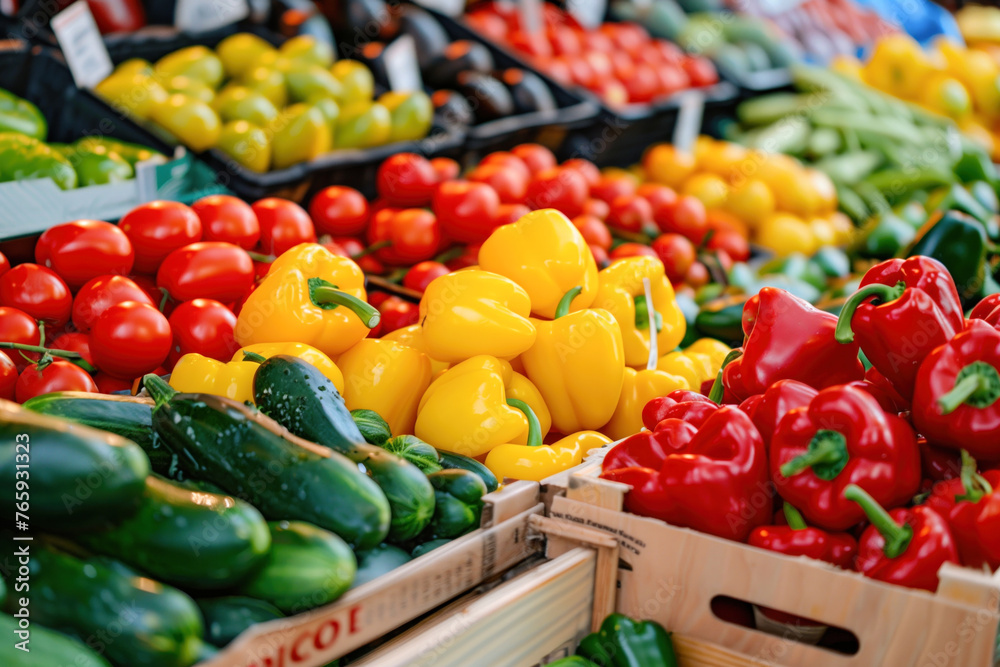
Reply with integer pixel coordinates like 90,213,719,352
253,355,435,542
145,374,390,550
0,402,149,531
22,391,173,473
78,476,271,590
236,520,356,614
438,450,499,492
352,543,411,588
0,615,111,666
381,435,442,473
352,409,392,445
411,538,450,559
422,470,487,540
196,597,284,648
29,548,206,667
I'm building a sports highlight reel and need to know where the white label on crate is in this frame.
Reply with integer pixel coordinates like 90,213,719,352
565,0,606,30
673,91,705,154
174,0,249,33
518,0,543,34
384,35,423,93
50,3,113,89
413,0,466,18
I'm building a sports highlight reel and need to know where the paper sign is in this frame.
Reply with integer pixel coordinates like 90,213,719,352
174,0,249,33
413,0,466,18
565,0,607,30
673,91,705,154
384,35,423,93
50,3,113,89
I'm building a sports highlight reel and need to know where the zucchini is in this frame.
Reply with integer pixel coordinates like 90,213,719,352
22,392,172,473
0,615,111,666
253,355,435,542
352,543,411,588
236,520,356,614
0,401,149,531
196,597,284,648
78,476,271,590
351,408,392,445
421,469,487,540
29,547,206,667
145,375,390,550
438,450,499,492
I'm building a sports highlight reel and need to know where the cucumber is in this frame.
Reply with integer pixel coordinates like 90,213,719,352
78,476,271,590
381,435,442,474
411,538,450,559
145,374,390,550
421,469,487,540
438,450,499,492
28,548,206,667
736,93,809,126
0,615,111,666
236,521,356,614
353,543,411,588
196,597,284,648
0,402,149,531
253,355,435,543
351,408,392,445
23,392,173,473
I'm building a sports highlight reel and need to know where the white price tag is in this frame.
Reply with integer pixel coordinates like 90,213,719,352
50,3,113,89
565,0,606,29
413,0,466,18
174,0,249,33
384,35,424,93
672,91,705,154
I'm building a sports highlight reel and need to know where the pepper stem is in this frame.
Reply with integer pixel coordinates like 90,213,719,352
708,349,743,404
242,351,268,363
937,362,1000,414
835,281,906,344
643,277,658,371
956,450,993,504
0,342,97,373
142,373,177,407
843,484,913,558
780,430,849,480
555,286,583,319
506,398,542,447
308,278,381,329
246,251,275,263
783,502,808,530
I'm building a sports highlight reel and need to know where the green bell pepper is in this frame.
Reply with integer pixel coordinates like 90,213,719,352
56,142,134,186
577,613,678,667
695,295,749,347
74,136,165,167
809,246,851,280
856,212,915,260
904,210,987,306
0,88,47,140
0,134,77,190
422,469,487,540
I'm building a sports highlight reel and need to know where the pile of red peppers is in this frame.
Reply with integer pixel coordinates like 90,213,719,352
602,256,1000,594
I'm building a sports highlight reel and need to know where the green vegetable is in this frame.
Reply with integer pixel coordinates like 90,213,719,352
810,246,851,279
0,133,77,190
196,597,284,648
381,435,443,474
904,211,987,306
75,136,165,166
411,538,450,558
353,543,412,588
857,212,916,259
437,450,499,493
577,613,678,667
145,373,390,550
421,469,487,540
351,408,392,445
252,355,434,543
0,87,46,139
0,615,110,667
547,658,598,667
56,141,134,186
236,520,356,614
79,476,271,590
694,295,750,347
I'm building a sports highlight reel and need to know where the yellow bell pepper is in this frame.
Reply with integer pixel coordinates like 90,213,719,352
484,429,612,482
521,286,625,434
602,367,690,440
381,324,450,376
506,368,551,445
419,270,536,363
593,256,686,367
234,243,379,358
656,351,701,389
415,355,545,456
169,353,259,403
686,338,731,369
336,339,432,437
478,208,598,319
232,342,345,395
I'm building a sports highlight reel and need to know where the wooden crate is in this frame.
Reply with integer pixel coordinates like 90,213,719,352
543,457,1000,667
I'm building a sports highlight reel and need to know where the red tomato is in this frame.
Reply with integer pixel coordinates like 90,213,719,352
655,65,691,98
403,261,450,293
582,198,610,220
119,201,202,274
433,180,501,244
376,153,440,207
90,301,171,379
72,275,155,333
653,40,684,65
430,157,460,183
445,243,482,271
309,186,370,236
656,195,708,242
606,196,653,233
637,183,678,216
608,51,636,81
0,350,15,401
127,273,173,316
167,298,238,366
548,24,581,56
334,237,385,275
35,220,134,290
94,372,133,394
685,261,710,288
156,242,255,303
592,79,630,108
624,63,660,104
0,307,41,370
609,243,658,261
562,159,600,187
493,203,531,227
590,244,610,269
525,167,588,217
467,163,529,204
367,208,442,265
543,57,573,86
480,152,531,181
0,250,8,278
682,56,718,87
49,332,96,369
378,296,420,334
708,230,750,262
590,174,637,204
651,234,696,283
191,195,260,249
0,264,72,328
253,198,316,256
563,56,596,88
580,29,614,53
15,360,97,402
511,144,557,175
572,215,612,250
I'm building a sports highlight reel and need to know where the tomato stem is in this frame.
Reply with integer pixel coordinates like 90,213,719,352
158,287,171,313
351,240,392,260
0,342,96,373
247,251,275,263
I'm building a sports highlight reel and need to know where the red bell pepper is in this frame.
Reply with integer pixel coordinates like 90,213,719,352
836,257,965,400
863,366,910,411
772,384,921,531
602,419,698,471
748,502,857,568
920,439,962,483
750,380,817,446
845,484,959,592
912,320,1000,460
641,391,715,430
602,406,770,541
970,294,1000,328
925,451,1000,570
738,394,763,418
722,288,865,402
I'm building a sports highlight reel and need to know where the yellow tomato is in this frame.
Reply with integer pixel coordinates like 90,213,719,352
150,94,221,152
864,34,931,99
756,213,817,256
696,140,749,180
642,144,696,188
806,169,837,215
94,71,168,120
724,178,775,227
809,217,838,248
682,173,729,209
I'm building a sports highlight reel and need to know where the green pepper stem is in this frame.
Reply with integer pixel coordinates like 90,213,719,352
506,398,542,447
142,373,177,407
779,430,848,479
937,362,1000,414
246,251,275,263
555,286,583,319
835,281,905,344
843,484,913,558
242,351,268,363
783,502,808,530
0,342,97,373
311,285,381,329
956,450,993,504
708,349,743,404
643,277,658,371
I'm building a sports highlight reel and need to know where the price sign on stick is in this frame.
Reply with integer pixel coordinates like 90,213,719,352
51,3,113,89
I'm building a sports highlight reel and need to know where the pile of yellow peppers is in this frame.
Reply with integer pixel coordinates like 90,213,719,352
169,210,730,483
